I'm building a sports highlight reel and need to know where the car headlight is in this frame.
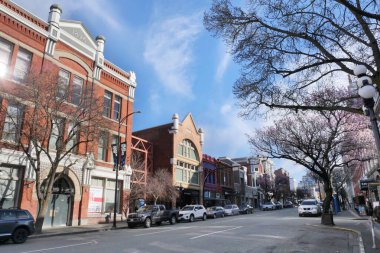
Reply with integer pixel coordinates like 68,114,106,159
298,207,302,211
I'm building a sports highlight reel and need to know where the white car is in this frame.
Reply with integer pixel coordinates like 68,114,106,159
298,199,322,217
224,204,239,216
179,205,207,222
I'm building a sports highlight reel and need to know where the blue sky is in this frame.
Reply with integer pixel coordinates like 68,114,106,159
12,0,306,183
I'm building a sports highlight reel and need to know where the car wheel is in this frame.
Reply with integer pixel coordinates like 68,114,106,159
298,214,302,217
169,215,176,225
11,228,28,244
189,214,195,222
203,213,207,221
144,218,151,228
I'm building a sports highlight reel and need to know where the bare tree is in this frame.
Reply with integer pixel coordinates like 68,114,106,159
3,71,104,233
122,151,146,216
274,173,290,203
250,111,373,224
145,168,178,205
204,0,380,116
256,173,274,201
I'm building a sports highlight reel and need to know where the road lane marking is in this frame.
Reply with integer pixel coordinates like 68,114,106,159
134,226,191,237
190,226,242,239
21,240,97,253
249,234,286,239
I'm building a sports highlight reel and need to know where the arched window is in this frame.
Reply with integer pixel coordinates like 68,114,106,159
178,139,199,161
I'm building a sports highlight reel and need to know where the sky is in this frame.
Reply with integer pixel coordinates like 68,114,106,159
11,0,307,183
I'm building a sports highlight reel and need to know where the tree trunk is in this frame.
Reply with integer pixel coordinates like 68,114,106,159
321,180,334,225
34,194,50,233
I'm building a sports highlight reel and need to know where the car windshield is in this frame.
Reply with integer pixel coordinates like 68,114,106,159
264,202,273,205
224,205,232,209
181,206,194,211
207,207,217,211
301,201,317,205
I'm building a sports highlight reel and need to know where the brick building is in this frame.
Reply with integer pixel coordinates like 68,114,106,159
0,1,139,227
134,113,204,207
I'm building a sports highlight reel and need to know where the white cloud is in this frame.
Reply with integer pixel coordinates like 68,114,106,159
202,99,253,158
220,103,232,114
215,44,232,82
144,13,202,97
12,0,122,31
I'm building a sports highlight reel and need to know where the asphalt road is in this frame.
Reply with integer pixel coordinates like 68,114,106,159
0,208,358,253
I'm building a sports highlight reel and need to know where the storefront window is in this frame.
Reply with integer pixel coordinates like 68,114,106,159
89,177,120,214
0,167,21,209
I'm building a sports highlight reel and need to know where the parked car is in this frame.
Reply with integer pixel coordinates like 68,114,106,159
262,202,276,211
224,204,240,216
298,199,322,217
274,201,283,209
283,201,294,208
239,204,254,214
0,208,35,244
179,205,207,222
206,206,225,218
127,204,179,228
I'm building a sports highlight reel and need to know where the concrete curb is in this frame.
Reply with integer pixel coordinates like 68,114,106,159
309,224,365,253
29,225,129,239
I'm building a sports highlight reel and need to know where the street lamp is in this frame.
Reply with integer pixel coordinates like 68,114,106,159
112,110,141,228
353,65,380,157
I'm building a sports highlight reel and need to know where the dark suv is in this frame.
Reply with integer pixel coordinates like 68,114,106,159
0,209,35,243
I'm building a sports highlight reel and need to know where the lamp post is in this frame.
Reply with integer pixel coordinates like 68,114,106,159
112,110,141,228
353,65,380,158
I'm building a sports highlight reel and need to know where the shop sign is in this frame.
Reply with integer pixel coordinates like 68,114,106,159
360,179,374,191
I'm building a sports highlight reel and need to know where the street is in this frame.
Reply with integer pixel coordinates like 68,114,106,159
0,208,364,253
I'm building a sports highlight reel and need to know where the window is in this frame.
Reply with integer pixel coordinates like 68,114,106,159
103,90,112,117
88,177,121,213
49,118,65,150
0,166,21,209
2,104,23,143
97,131,108,161
13,48,32,82
0,39,12,78
113,95,121,121
178,139,199,161
71,76,83,105
66,122,78,153
176,160,199,185
57,70,70,99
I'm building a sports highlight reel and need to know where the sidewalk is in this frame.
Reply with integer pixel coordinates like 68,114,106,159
327,209,380,253
30,221,129,239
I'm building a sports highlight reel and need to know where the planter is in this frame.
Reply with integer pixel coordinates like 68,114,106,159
321,213,334,225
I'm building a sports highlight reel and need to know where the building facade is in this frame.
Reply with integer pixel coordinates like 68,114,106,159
133,113,204,207
0,1,138,227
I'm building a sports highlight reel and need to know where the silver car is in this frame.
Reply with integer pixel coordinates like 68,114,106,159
224,204,239,216
262,201,276,211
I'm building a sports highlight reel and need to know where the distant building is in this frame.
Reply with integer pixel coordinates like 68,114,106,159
133,113,204,207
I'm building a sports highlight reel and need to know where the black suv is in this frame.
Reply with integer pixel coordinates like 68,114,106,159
0,209,35,243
